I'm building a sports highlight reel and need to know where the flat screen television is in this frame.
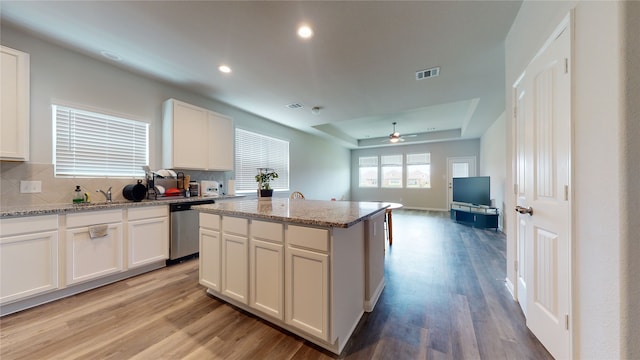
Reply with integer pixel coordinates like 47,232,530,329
452,176,491,206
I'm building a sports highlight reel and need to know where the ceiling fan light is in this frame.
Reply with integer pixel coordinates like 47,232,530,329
390,137,399,143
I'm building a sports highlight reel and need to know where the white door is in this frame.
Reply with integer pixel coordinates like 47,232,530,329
447,156,476,206
513,15,571,360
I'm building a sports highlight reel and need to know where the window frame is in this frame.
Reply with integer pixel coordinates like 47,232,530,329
52,104,149,178
234,128,290,193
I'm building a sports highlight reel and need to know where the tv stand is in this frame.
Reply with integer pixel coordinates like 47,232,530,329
450,203,499,230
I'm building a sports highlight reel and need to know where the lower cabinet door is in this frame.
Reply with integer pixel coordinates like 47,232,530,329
222,233,248,303
0,230,59,304
66,223,123,285
127,217,169,268
249,238,283,319
199,228,221,291
285,245,329,341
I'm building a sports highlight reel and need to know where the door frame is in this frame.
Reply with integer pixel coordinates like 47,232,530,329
446,156,477,207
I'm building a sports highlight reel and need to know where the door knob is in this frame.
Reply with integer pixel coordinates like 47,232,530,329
515,205,533,216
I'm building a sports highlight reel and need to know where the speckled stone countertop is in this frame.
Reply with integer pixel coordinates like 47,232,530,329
0,195,244,218
193,198,389,228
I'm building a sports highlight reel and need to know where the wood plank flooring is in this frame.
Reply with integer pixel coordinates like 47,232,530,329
0,210,553,359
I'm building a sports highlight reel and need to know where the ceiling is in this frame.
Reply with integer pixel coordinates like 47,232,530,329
0,1,522,148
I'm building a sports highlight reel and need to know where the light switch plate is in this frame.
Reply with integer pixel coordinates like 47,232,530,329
20,180,42,193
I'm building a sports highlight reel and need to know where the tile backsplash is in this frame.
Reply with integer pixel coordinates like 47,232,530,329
0,162,231,207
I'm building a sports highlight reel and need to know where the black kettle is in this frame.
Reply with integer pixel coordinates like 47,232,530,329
123,180,147,202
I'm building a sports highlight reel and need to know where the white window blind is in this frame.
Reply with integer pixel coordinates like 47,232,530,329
53,104,149,178
406,153,430,165
235,128,289,192
381,154,403,166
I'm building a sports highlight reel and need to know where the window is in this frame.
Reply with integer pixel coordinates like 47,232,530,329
358,156,378,187
53,104,149,178
406,153,431,188
235,128,289,192
381,155,403,188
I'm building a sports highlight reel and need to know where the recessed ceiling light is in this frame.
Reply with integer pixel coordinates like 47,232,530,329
297,25,313,39
100,50,122,62
218,65,232,73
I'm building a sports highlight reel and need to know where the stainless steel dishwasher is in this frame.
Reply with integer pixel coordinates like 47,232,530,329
168,199,215,264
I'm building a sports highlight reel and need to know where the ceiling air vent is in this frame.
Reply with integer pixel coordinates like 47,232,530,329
416,66,440,80
285,103,304,109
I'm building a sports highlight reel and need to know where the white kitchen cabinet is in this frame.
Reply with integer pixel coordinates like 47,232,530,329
0,215,58,304
249,220,284,319
199,213,221,291
285,225,330,341
65,210,123,285
0,45,30,161
127,206,169,269
162,98,234,171
364,211,386,311
207,111,234,171
221,216,248,303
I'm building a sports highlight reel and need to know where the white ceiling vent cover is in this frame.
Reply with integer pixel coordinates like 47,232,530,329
416,67,440,80
285,103,304,109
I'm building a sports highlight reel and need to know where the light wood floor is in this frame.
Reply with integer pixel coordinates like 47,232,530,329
0,210,553,359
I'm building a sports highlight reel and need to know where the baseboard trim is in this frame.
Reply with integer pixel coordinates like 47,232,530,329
505,277,516,300
364,279,385,312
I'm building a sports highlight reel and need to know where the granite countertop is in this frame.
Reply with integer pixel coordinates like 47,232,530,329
193,198,389,228
0,195,244,218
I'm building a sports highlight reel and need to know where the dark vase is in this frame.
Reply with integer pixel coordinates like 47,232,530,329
259,189,273,197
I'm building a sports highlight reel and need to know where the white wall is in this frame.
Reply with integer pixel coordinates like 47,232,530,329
479,112,506,230
506,1,638,358
0,24,351,205
350,139,480,210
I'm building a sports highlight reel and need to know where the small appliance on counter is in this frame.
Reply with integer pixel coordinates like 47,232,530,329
188,181,199,197
201,180,220,197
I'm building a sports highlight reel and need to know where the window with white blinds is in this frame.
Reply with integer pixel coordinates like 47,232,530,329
235,128,289,192
406,153,431,188
358,156,378,187
53,104,149,178
381,154,403,188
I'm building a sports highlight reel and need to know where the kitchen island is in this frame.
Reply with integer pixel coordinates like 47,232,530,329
193,198,388,354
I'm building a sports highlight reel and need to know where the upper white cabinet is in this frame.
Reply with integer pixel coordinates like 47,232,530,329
0,215,59,304
1,45,30,161
162,98,233,171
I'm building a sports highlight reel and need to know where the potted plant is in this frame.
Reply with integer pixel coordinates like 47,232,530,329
255,169,279,198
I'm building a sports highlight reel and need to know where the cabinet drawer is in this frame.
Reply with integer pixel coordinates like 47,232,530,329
251,220,283,243
1,215,58,237
67,209,122,228
287,225,329,252
223,216,248,236
127,206,168,221
200,213,220,231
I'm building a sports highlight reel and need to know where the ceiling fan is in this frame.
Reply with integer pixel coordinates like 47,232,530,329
386,122,416,143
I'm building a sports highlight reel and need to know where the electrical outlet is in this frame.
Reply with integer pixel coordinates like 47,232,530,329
20,180,42,193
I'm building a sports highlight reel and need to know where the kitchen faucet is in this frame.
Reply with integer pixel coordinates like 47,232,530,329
96,187,112,202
